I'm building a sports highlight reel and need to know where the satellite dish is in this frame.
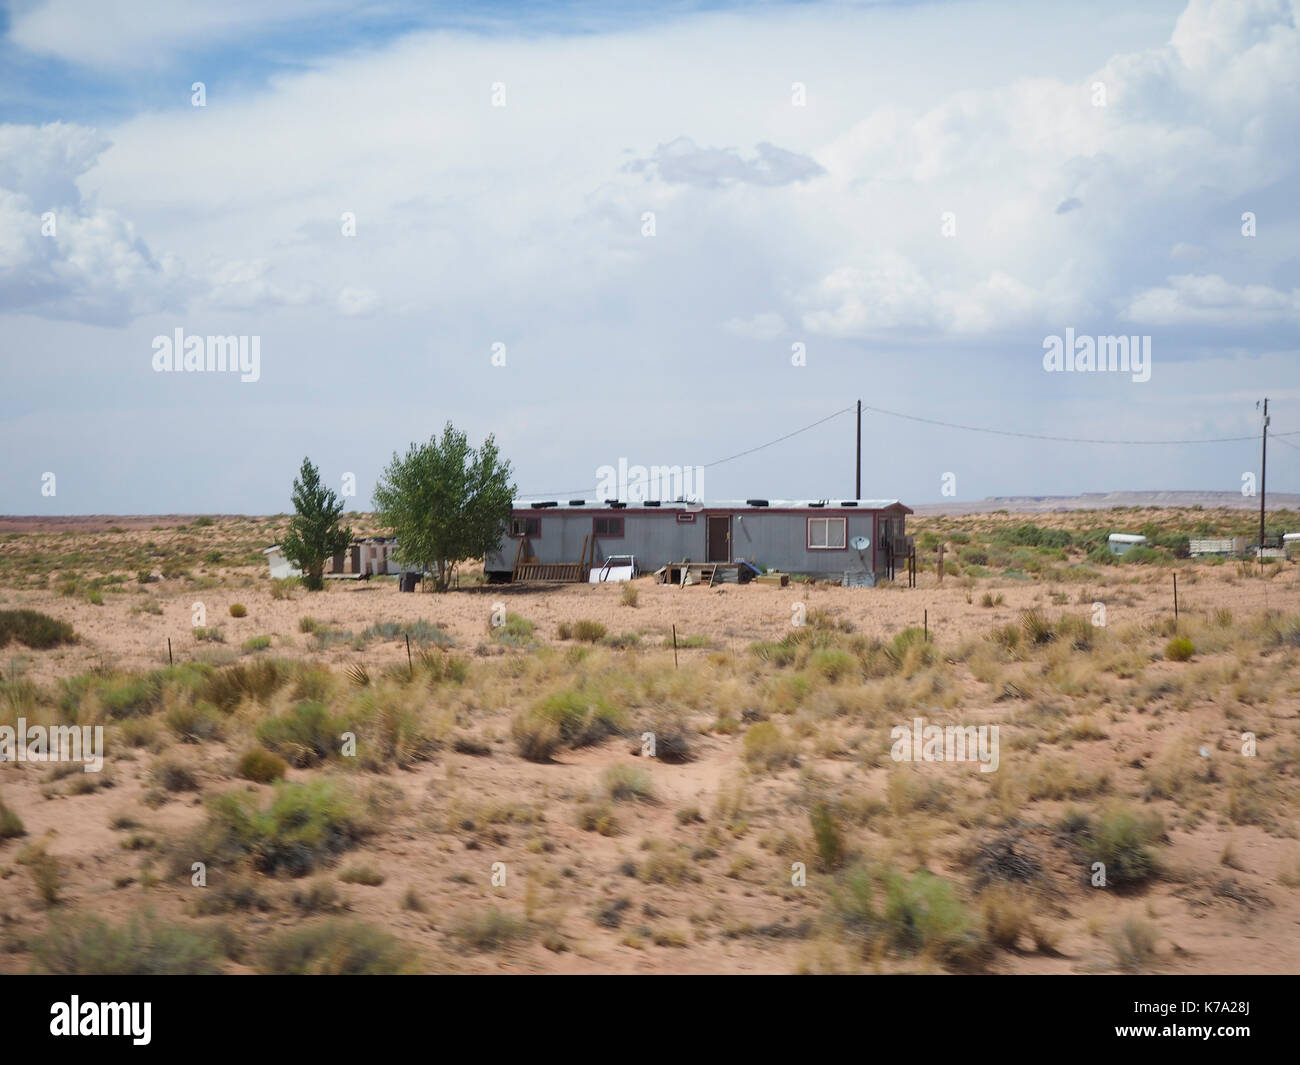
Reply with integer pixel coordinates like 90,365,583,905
851,535,870,550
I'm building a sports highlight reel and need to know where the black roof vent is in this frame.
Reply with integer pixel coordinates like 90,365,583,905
841,501,859,507
645,500,661,507
609,500,627,509
532,501,558,509
807,501,825,508
746,499,769,507
568,499,585,506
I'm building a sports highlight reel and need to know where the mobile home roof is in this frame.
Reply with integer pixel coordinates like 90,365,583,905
513,498,911,512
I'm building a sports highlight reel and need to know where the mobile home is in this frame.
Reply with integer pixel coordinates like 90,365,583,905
1107,533,1147,556
485,499,913,586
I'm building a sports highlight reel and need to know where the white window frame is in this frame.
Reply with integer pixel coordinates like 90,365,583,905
807,516,847,550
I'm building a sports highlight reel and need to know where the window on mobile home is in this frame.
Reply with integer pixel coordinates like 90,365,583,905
593,516,624,537
808,516,846,549
509,517,540,537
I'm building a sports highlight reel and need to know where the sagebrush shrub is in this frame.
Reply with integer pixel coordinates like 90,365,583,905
236,748,287,783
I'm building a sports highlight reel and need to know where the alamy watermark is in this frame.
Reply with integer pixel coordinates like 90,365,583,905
1042,329,1150,383
595,459,703,503
50,996,150,1045
891,716,999,773
1,718,104,773
152,329,261,383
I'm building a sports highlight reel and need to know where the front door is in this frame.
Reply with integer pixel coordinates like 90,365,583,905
707,515,731,562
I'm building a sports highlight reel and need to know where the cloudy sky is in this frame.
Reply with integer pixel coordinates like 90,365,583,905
2,0,1298,514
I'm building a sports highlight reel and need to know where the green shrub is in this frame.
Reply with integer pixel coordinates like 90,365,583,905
1111,916,1160,971
887,627,933,670
1123,545,1164,565
810,801,844,871
236,748,287,783
339,864,385,886
491,612,535,647
512,687,625,762
35,910,223,974
228,604,247,618
0,794,25,839
1082,807,1163,886
1056,613,1096,651
18,842,61,906
289,879,346,915
255,700,340,767
360,620,453,647
151,758,200,792
601,631,640,649
576,802,618,835
453,908,531,952
269,577,299,600
828,860,877,942
98,674,163,718
572,620,607,643
259,920,417,974
188,780,370,878
191,876,273,915
602,764,653,802
620,583,639,607
883,868,987,969
242,635,272,653
742,721,795,771
203,659,291,711
165,700,225,743
1164,637,1194,662
809,647,856,682
0,609,76,649
1020,609,1055,645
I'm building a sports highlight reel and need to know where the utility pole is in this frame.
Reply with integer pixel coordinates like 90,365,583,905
1259,397,1269,554
855,399,861,499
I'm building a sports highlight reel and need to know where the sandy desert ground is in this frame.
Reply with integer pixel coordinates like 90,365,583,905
0,511,1297,974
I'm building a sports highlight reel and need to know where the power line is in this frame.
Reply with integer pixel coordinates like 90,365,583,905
857,403,1300,445
518,400,1297,498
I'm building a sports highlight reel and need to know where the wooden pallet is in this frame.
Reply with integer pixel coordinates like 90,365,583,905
513,562,585,582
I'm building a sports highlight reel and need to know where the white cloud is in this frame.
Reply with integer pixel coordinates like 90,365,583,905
626,137,826,188
0,123,185,323
1124,274,1300,325
7,0,357,71
206,259,315,310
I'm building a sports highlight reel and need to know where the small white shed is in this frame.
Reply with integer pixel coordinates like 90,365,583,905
263,545,302,579
1107,533,1148,556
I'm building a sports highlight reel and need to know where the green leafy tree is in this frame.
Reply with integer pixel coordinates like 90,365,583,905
373,423,516,592
282,458,352,591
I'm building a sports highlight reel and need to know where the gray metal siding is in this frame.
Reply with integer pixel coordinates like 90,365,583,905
487,508,891,578
730,511,876,577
